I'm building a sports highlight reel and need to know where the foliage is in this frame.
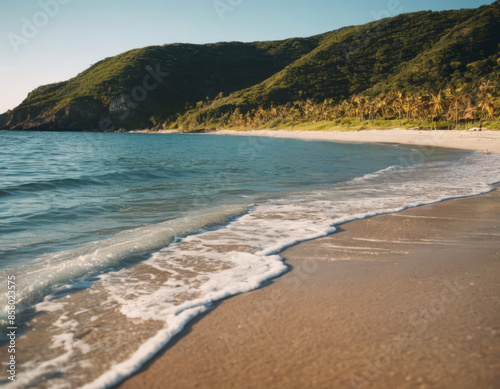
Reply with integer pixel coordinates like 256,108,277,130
174,79,500,131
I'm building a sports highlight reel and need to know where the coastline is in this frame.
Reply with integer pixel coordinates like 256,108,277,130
207,129,500,154
119,189,500,389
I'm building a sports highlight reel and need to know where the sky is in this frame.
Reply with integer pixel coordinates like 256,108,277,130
0,0,494,113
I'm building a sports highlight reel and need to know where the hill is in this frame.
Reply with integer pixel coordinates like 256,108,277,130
1,1,499,132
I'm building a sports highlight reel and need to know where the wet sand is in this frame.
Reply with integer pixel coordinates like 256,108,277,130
119,190,500,389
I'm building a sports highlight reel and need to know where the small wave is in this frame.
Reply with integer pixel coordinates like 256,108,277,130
0,176,105,197
352,164,403,182
0,204,249,320
0,167,176,198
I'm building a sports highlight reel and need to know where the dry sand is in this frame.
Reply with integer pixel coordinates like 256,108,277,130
211,129,500,154
119,190,500,389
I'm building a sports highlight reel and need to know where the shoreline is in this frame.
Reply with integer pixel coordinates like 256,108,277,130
119,190,500,389
3,128,500,154
206,129,500,154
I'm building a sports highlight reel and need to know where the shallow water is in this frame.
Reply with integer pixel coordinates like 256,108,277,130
0,131,499,388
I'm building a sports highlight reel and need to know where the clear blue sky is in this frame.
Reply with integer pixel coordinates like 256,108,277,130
0,0,493,113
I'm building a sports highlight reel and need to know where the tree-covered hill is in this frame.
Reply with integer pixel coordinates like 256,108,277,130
1,1,498,131
0,37,323,131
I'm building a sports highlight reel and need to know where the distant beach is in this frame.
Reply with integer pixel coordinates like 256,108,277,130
209,128,500,154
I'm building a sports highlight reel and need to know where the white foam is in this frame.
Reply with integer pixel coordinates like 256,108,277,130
0,204,249,322
352,164,402,181
13,320,90,389
80,252,287,389
35,298,66,313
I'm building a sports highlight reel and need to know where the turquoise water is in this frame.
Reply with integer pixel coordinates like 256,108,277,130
1,131,499,389
0,131,413,271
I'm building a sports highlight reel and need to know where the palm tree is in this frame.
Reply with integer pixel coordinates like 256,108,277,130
430,92,445,129
417,94,430,121
376,94,388,119
479,80,495,98
479,95,495,123
394,92,404,126
446,87,464,130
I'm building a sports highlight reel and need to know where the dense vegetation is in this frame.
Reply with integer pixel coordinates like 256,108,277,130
175,79,500,130
1,1,499,131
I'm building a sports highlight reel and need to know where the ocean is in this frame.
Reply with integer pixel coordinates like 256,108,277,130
0,131,499,388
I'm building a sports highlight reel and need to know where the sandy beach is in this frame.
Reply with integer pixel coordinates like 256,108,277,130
118,191,500,388
208,129,500,154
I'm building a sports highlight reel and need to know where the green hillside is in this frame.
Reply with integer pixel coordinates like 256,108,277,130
0,37,322,131
1,1,499,132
